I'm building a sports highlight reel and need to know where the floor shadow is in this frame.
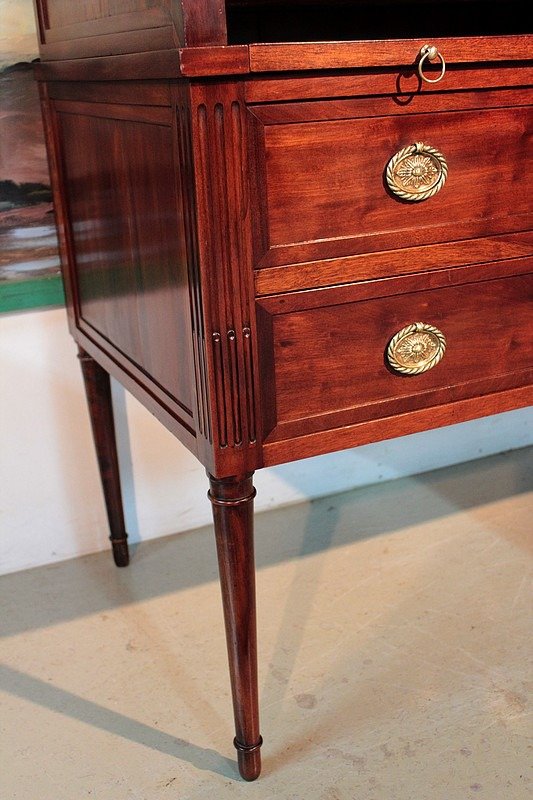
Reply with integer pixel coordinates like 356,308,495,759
1,448,531,639
259,497,341,724
258,444,532,739
258,449,533,768
1,447,531,788
0,664,236,779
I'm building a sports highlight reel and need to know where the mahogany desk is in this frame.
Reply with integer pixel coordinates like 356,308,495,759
33,0,532,780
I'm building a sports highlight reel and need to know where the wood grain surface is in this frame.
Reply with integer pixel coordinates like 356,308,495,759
33,1,533,782
257,271,533,442
250,101,532,269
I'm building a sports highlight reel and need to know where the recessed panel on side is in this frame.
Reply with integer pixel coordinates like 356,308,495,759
56,103,195,417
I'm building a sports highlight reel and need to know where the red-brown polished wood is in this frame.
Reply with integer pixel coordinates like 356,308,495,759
248,35,533,72
55,99,196,418
257,269,533,442
209,473,262,781
249,101,531,268
34,0,533,782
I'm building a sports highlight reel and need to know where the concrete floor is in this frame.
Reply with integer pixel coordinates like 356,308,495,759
1,448,531,800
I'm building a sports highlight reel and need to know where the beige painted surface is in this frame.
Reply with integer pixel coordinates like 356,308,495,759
1,448,532,799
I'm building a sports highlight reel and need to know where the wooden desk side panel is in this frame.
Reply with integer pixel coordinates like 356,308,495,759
40,79,202,456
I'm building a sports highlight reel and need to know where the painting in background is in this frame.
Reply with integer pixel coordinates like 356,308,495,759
0,0,63,312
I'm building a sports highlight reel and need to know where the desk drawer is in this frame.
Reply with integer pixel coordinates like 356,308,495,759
256,267,533,442
249,95,532,272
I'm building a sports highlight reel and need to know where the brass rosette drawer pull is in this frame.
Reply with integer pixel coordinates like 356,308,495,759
386,141,448,201
387,322,447,375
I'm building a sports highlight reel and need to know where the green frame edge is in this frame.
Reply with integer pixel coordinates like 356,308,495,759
0,275,65,313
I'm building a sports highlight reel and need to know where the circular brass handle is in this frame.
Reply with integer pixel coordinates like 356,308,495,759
387,322,446,375
385,141,448,202
418,44,446,84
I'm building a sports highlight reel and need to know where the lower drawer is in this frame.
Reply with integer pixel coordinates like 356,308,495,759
256,267,533,442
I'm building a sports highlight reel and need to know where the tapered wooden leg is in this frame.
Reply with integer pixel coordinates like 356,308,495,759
78,347,129,567
208,473,262,781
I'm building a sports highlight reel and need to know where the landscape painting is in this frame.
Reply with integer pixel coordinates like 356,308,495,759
0,0,63,312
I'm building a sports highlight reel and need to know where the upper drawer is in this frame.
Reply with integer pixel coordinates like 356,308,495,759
248,90,532,272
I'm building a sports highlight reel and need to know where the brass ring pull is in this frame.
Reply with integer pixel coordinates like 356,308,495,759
418,44,446,84
385,141,448,202
387,322,446,375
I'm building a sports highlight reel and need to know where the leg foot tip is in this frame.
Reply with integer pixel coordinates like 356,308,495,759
111,539,129,567
235,737,262,781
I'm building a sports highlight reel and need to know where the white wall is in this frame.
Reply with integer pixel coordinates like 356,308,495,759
1,307,531,575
